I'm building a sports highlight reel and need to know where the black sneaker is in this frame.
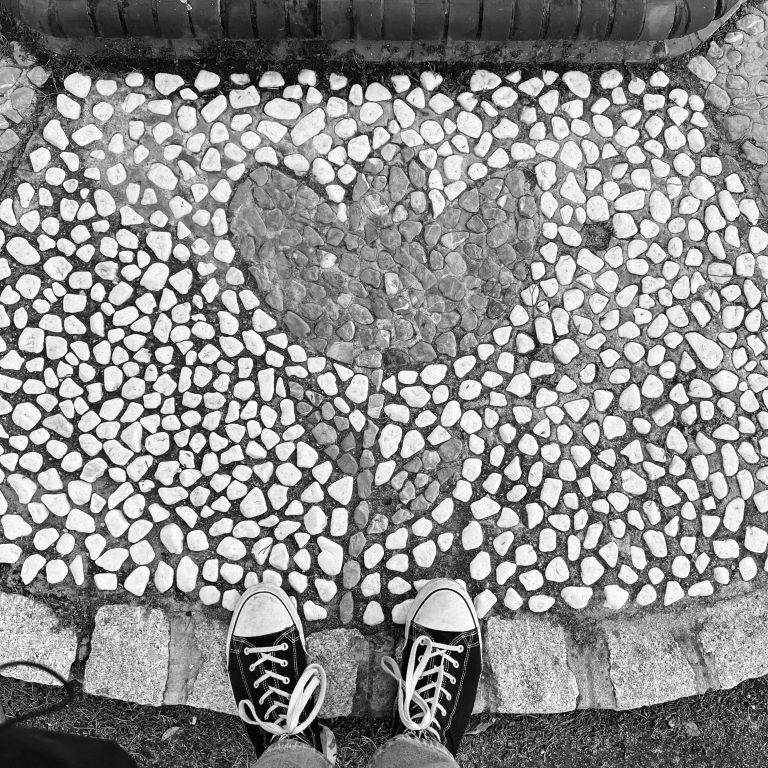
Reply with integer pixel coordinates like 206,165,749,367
227,585,336,763
381,579,483,756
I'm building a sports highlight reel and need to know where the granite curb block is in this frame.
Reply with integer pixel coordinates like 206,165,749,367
28,0,747,64
5,589,768,715
83,605,170,706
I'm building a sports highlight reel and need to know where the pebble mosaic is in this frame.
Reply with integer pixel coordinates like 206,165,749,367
1,51,768,628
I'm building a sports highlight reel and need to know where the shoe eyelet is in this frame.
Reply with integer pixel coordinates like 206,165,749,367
281,642,289,651
280,660,288,667
282,675,290,684
458,645,464,652
452,660,460,669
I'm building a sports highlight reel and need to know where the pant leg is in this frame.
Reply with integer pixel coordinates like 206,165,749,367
255,738,334,768
0,725,138,768
368,734,459,768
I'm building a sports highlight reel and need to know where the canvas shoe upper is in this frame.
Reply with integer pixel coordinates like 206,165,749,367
381,579,483,756
227,585,335,763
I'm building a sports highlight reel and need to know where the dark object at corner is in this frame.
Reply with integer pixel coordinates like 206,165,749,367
0,0,744,42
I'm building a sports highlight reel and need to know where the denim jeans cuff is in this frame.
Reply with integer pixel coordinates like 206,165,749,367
369,733,458,767
259,737,333,768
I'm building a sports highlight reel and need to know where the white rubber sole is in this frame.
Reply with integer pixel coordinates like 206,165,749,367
405,578,483,663
226,584,306,652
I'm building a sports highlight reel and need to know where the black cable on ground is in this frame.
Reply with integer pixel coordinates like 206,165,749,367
0,661,75,729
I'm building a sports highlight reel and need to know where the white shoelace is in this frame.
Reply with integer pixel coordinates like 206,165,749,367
381,634,463,740
237,643,327,740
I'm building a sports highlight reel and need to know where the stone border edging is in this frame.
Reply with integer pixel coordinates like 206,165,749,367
3,587,768,716
21,0,747,64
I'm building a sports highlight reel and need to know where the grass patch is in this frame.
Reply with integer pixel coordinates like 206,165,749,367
3,673,768,767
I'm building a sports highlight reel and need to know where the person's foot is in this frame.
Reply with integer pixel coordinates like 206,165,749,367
381,579,483,755
227,584,336,763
